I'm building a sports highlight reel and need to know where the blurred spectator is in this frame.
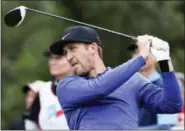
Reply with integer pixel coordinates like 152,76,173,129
171,72,184,130
8,85,38,130
128,44,183,130
17,49,72,130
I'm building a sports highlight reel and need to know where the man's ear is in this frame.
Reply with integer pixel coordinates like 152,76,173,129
89,42,98,54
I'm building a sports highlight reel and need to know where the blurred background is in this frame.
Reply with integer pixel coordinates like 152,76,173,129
1,0,184,130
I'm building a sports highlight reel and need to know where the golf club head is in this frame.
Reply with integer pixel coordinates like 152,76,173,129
4,6,27,27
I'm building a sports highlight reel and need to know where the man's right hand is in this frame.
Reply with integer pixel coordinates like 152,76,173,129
136,35,153,60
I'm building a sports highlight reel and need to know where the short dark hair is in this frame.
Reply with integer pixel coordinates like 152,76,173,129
22,85,31,94
98,46,103,59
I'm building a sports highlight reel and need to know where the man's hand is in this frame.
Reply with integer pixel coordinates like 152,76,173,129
150,37,170,61
150,37,174,72
136,35,153,60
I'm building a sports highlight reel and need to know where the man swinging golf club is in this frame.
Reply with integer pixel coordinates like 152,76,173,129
48,25,183,130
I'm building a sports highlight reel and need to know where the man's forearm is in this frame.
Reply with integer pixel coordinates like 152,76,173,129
145,71,183,113
160,71,183,112
142,71,183,113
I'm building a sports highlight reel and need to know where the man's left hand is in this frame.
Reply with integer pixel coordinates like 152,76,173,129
150,37,170,62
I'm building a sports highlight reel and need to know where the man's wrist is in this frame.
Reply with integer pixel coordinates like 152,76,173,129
159,59,174,72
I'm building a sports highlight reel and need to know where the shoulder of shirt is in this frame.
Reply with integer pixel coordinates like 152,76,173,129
45,80,52,85
29,80,51,92
40,80,53,90
28,80,45,87
57,76,83,91
34,80,51,85
58,75,83,84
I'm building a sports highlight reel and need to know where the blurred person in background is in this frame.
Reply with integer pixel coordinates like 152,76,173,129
171,72,184,130
128,44,183,130
8,85,38,130
13,48,74,130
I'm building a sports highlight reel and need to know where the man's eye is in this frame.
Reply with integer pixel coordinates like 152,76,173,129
61,50,67,56
63,51,67,56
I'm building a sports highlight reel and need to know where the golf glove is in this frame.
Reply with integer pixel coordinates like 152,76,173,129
150,37,171,61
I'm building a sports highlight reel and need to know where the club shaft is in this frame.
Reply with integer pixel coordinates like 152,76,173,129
27,8,136,40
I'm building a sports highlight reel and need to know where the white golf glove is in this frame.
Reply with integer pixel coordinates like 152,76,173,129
150,37,171,61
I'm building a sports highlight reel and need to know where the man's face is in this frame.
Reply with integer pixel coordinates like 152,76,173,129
25,89,36,109
63,43,94,76
48,55,74,78
132,48,156,71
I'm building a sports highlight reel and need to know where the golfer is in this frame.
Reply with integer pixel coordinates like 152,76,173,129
49,26,182,130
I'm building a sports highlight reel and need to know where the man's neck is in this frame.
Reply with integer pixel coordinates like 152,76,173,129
55,75,63,80
88,57,106,77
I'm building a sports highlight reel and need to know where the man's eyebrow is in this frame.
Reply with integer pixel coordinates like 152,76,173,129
68,44,78,48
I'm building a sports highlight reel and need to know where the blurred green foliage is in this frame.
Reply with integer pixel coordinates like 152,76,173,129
1,1,184,129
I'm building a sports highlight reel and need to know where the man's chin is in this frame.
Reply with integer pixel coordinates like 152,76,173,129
50,72,60,76
75,69,88,76
72,65,88,76
75,71,87,76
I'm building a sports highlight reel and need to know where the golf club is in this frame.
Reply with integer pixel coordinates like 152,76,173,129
4,5,137,41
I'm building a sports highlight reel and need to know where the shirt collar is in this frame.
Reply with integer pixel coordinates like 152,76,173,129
84,67,111,79
148,71,161,82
